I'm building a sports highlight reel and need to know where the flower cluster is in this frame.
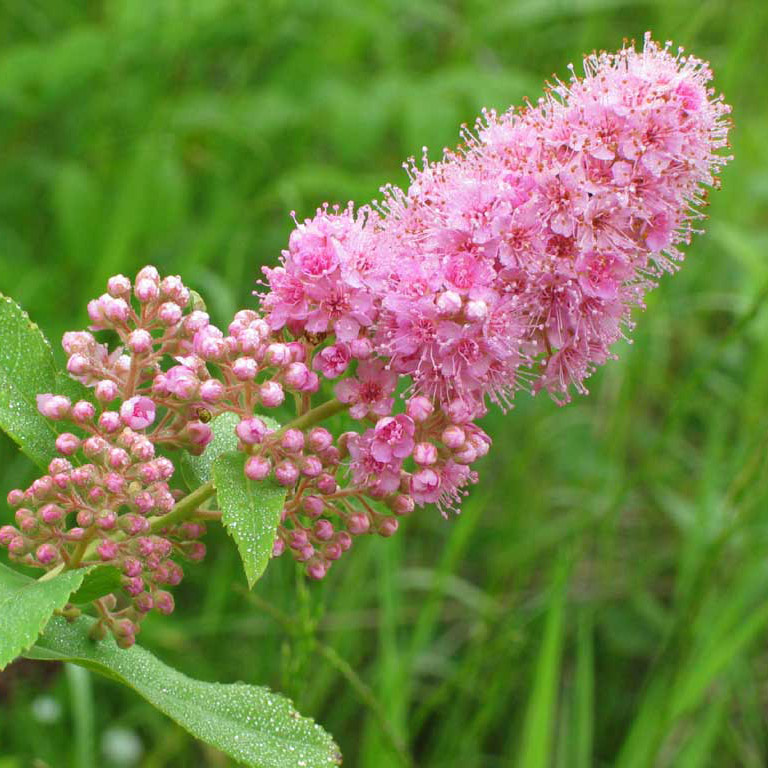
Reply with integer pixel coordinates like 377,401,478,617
370,33,731,407
1,36,731,641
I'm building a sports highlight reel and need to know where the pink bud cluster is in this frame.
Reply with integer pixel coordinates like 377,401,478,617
0,423,201,647
2,37,731,611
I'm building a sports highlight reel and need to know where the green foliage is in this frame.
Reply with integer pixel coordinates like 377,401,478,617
26,616,341,768
181,411,240,488
0,562,87,670
69,566,124,606
213,452,286,588
0,295,62,469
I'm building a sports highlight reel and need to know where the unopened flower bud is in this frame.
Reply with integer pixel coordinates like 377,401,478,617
40,503,64,524
55,433,80,456
67,354,90,376
266,343,291,366
436,290,462,316
392,494,415,516
236,418,268,445
303,496,324,518
158,302,183,326
135,277,159,303
245,456,271,481
36,543,58,564
413,442,438,465
275,461,299,487
301,456,323,477
97,540,118,561
128,329,153,354
283,362,311,390
316,473,337,495
95,380,119,403
99,411,122,433
15,510,36,532
281,429,304,454
232,357,258,381
314,520,334,541
378,517,399,537
108,447,131,470
307,561,328,580
347,513,370,535
406,396,434,422
6,489,24,507
441,427,465,451
120,396,156,430
96,510,118,530
135,593,154,613
76,510,94,528
107,274,131,297
308,427,333,453
199,378,225,402
37,394,71,421
259,381,284,407
72,400,96,423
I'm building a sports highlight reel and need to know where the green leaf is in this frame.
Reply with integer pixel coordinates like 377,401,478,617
0,562,88,670
26,616,342,768
212,451,286,588
0,294,61,468
70,566,123,605
181,411,240,488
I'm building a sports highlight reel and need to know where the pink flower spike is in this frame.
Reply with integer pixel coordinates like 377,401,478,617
120,397,156,430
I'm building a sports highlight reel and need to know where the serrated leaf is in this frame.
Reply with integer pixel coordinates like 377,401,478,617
212,451,286,588
26,615,341,768
0,294,61,468
181,411,240,489
0,562,88,670
70,566,123,605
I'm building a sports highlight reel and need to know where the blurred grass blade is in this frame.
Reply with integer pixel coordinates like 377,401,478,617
674,691,729,768
517,554,571,768
573,609,594,768
614,671,672,768
670,599,768,720
66,663,95,768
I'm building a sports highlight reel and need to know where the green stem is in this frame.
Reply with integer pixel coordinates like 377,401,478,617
273,398,348,436
149,482,217,533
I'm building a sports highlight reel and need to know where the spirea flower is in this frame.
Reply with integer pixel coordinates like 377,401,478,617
3,36,731,614
370,33,731,407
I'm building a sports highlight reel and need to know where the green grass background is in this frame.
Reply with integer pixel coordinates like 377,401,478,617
1,1,767,766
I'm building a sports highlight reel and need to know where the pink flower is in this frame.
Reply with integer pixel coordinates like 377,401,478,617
348,431,402,494
369,34,731,406
370,414,415,463
313,344,351,379
120,397,156,430
163,365,199,399
334,360,396,419
261,208,378,341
